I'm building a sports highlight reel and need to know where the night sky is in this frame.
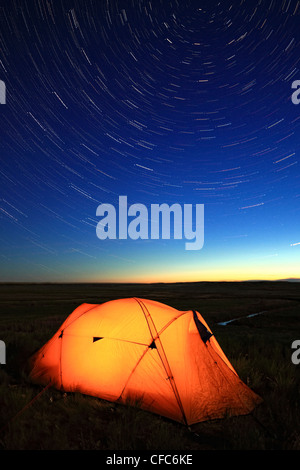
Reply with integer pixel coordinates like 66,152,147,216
1,0,300,283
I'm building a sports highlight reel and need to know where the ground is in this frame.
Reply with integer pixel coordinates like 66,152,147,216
0,281,299,450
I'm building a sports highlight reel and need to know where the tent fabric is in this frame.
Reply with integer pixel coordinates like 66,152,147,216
28,297,262,425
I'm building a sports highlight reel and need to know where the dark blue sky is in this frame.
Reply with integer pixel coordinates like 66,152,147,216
1,0,300,282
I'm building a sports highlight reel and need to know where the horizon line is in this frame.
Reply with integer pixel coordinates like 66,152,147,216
0,278,299,285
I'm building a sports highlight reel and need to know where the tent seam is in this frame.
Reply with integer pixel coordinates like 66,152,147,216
205,342,255,413
134,298,188,426
116,345,152,401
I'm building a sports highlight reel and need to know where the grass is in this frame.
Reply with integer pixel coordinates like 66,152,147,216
0,281,299,450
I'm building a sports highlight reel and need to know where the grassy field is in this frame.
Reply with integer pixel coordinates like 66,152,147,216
0,281,299,451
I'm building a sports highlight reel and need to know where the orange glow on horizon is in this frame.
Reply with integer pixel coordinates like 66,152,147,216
78,265,300,284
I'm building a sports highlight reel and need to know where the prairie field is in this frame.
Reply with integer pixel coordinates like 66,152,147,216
0,281,299,451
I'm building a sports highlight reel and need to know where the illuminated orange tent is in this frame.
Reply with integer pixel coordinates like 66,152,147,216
28,298,262,425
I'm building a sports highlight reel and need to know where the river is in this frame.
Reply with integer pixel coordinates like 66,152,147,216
217,310,267,326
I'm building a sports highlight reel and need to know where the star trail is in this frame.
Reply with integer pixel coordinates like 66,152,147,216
0,0,300,283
